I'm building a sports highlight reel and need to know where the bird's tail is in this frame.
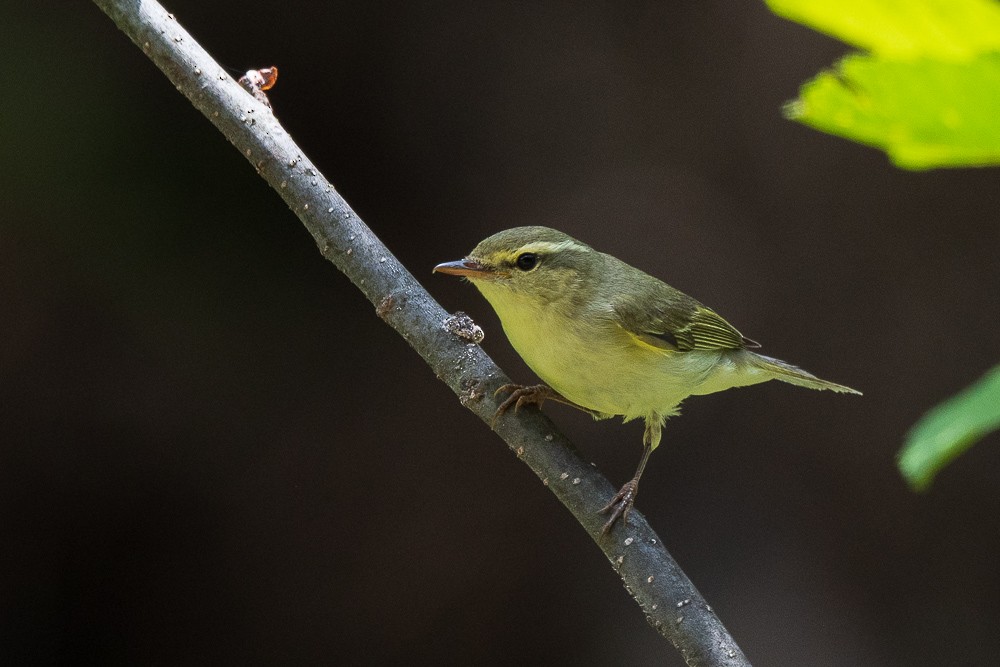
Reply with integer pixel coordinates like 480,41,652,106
749,353,861,395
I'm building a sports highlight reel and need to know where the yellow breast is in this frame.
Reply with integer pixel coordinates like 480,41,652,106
475,281,720,421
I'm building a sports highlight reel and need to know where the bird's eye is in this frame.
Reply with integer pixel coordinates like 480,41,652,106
515,253,538,271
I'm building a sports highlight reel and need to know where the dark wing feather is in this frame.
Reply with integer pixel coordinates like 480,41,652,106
612,281,757,352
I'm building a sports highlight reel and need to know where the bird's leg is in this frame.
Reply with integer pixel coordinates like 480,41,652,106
600,419,662,534
492,383,601,426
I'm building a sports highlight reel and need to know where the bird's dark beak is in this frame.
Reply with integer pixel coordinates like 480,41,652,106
433,258,495,278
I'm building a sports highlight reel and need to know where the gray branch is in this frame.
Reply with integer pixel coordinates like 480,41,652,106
92,1,751,664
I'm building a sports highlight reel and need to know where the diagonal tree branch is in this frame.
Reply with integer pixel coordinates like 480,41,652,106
92,1,751,664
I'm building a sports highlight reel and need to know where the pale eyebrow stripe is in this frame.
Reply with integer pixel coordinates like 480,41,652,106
520,240,589,254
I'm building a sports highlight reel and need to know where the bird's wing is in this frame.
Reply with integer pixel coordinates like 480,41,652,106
612,287,759,352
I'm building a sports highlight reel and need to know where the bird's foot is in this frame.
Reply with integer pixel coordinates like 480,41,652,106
600,478,639,535
491,384,557,426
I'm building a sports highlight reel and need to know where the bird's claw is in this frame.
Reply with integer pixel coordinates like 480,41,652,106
600,478,639,535
491,384,554,427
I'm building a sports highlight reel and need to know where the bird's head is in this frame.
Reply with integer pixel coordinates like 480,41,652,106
434,226,601,309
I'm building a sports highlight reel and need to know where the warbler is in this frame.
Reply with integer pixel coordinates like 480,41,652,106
434,226,860,534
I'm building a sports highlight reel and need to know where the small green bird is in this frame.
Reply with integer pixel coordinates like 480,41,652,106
434,226,860,534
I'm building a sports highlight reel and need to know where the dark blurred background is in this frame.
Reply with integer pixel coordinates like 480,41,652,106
3,1,999,665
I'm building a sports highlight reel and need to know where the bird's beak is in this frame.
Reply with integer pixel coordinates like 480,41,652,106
433,258,496,278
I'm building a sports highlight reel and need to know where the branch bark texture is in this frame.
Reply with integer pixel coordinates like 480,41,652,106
92,1,751,664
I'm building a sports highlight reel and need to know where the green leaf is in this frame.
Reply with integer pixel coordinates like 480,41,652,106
786,53,1000,169
766,0,1000,60
898,365,1000,491
767,0,1000,169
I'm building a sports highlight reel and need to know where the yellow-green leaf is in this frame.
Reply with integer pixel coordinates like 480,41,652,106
769,0,1000,169
766,0,1000,60
786,53,1000,169
898,365,1000,491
